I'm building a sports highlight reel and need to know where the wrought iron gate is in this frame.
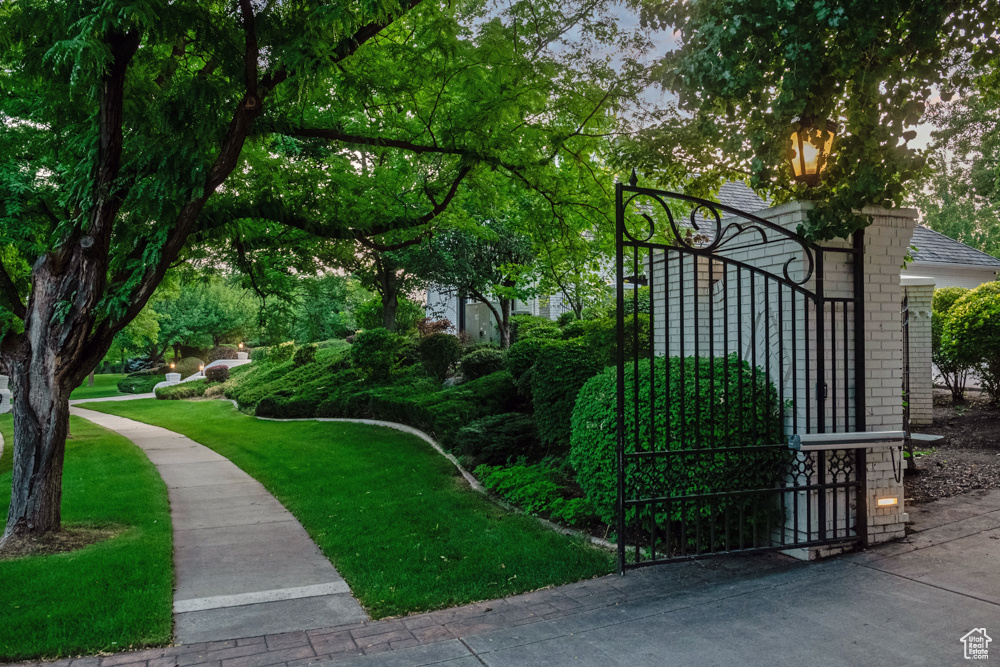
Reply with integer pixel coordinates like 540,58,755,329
615,178,867,571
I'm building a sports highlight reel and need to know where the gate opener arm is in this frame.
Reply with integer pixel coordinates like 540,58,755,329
788,431,905,451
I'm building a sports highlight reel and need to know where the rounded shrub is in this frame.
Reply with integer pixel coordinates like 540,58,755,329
396,338,420,367
418,332,462,381
205,365,230,382
453,413,542,466
510,314,560,344
570,354,786,541
350,328,401,382
933,286,970,314
933,286,973,402
505,338,552,382
556,310,577,327
292,343,318,366
944,281,1000,401
460,347,505,382
531,340,605,457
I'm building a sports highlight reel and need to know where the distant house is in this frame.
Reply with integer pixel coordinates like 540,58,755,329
902,225,1000,289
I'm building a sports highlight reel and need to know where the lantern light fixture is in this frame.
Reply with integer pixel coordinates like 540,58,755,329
788,117,838,186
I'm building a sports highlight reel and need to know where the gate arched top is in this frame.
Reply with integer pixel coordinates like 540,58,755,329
618,181,816,287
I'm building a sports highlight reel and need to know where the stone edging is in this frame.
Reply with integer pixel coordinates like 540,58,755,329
228,400,616,552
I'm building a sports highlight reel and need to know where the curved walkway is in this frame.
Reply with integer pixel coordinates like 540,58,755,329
70,406,367,644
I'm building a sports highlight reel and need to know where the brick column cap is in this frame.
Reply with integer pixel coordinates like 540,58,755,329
900,275,936,287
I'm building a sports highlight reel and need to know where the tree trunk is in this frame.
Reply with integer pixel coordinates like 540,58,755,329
88,370,95,386
382,290,399,331
1,362,71,545
499,298,512,349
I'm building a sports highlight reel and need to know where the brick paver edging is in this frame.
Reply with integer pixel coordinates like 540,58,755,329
10,554,794,667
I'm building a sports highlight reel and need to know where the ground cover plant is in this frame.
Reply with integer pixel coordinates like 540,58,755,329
80,399,614,618
69,374,126,400
0,415,172,661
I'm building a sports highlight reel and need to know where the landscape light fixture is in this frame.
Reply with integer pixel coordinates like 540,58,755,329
238,342,243,349
169,363,175,370
788,117,838,186
199,364,205,373
876,497,899,507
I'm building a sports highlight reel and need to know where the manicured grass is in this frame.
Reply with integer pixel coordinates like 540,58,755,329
82,399,615,618
69,373,126,400
0,415,172,662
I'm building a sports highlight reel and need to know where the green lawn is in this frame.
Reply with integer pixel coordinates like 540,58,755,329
81,399,614,618
0,415,172,662
70,373,126,400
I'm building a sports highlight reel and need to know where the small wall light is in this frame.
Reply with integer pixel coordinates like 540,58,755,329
788,117,838,186
876,497,899,507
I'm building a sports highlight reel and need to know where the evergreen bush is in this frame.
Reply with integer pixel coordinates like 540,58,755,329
117,374,166,394
510,314,560,344
351,328,401,381
418,332,462,381
156,379,210,400
206,345,239,362
453,413,542,466
268,341,296,364
293,343,318,366
531,340,604,457
205,365,230,382
459,347,505,381
570,354,786,543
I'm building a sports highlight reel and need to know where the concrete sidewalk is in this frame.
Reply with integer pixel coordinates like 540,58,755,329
17,487,1000,667
70,407,367,644
68,392,154,405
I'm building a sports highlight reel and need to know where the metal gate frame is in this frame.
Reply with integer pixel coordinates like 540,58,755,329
615,177,868,571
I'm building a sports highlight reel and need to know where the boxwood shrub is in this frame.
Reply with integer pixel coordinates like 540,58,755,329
531,340,604,458
459,347,505,382
293,343,318,366
570,354,786,544
418,332,462,381
510,314,560,343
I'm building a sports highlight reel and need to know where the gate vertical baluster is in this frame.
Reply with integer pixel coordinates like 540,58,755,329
615,181,626,574
649,251,656,562
831,301,838,432
633,243,641,564
816,252,827,540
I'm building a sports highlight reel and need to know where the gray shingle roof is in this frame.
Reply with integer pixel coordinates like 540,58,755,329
911,225,1000,268
716,181,770,213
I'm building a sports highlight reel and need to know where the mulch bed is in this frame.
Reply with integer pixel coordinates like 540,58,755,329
904,389,1000,505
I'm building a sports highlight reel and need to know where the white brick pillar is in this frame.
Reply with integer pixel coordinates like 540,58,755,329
900,276,935,426
754,204,916,550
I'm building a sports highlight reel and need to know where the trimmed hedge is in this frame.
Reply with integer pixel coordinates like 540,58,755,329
156,379,210,400
531,340,604,457
206,345,239,362
460,347,505,382
570,354,786,543
453,413,542,466
418,332,462,381
117,374,166,394
205,365,230,382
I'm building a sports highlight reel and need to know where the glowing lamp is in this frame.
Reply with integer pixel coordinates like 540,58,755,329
876,497,898,507
199,364,205,372
238,342,244,349
788,118,837,186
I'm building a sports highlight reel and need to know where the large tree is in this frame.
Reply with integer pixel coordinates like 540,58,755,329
0,0,643,549
628,0,1000,239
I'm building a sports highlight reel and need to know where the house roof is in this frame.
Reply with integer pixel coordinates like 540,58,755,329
702,182,1000,270
715,181,770,213
911,225,1000,268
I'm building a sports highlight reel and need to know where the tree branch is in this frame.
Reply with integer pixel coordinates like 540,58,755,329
0,257,26,321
